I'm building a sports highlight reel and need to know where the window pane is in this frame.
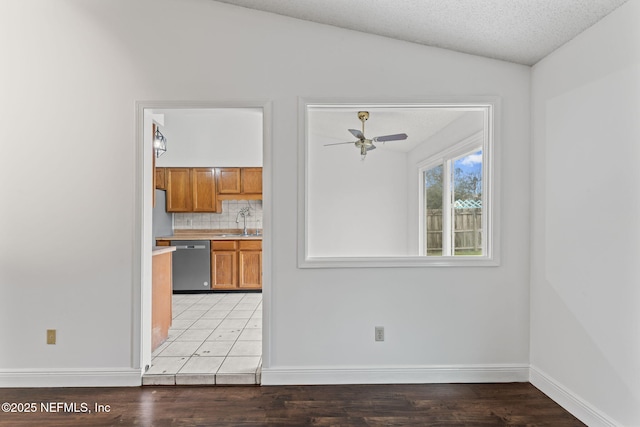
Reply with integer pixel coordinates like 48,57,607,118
453,150,482,255
424,164,443,256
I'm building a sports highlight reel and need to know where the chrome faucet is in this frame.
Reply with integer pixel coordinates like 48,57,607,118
236,207,250,235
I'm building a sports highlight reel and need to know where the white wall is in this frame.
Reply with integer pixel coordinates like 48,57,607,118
155,108,263,167
0,0,530,387
530,1,640,425
307,133,409,257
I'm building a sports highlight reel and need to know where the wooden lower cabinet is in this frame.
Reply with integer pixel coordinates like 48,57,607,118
211,241,238,289
211,239,261,290
239,240,262,289
151,251,173,352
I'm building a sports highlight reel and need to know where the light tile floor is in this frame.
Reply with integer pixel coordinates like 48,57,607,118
143,292,262,385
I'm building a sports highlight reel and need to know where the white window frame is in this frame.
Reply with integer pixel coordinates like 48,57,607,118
298,97,499,268
418,132,486,257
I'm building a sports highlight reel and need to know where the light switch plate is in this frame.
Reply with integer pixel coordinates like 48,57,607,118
47,329,56,345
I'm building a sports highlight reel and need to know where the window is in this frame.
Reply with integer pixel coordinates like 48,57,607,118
299,99,498,268
419,132,489,259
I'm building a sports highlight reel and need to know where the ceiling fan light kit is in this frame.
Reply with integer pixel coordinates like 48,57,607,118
324,111,408,159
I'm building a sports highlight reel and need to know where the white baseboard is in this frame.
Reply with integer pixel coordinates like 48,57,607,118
529,365,620,427
261,363,529,385
0,364,624,427
0,368,142,387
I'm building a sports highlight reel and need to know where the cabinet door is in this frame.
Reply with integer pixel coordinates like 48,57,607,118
239,250,262,289
241,168,262,194
211,250,238,289
155,167,166,190
217,168,241,194
166,168,192,212
192,168,217,212
151,251,173,352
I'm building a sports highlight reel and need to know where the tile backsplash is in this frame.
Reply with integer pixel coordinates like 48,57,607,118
174,200,262,230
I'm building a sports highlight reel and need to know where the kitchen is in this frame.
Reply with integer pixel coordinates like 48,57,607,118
147,107,264,385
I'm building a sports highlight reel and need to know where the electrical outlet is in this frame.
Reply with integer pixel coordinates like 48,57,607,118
375,326,384,342
47,329,56,345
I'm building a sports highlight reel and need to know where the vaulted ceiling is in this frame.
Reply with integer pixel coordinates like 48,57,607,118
212,0,628,65
206,1,628,149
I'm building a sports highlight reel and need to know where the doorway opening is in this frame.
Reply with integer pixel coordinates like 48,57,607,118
145,292,263,385
134,102,271,385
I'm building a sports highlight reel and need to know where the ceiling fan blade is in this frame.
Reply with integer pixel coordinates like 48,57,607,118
348,129,365,140
373,133,408,142
324,141,356,146
366,144,377,151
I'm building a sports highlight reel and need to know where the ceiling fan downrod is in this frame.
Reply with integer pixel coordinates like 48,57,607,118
358,111,370,158
358,111,369,135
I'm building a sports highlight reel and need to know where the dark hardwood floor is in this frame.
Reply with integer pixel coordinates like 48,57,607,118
0,383,584,426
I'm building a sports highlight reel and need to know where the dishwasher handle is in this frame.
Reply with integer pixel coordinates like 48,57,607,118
175,244,207,250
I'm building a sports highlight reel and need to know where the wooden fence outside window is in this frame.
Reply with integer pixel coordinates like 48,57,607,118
426,208,482,254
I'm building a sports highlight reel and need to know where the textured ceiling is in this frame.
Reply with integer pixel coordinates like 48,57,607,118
212,0,628,65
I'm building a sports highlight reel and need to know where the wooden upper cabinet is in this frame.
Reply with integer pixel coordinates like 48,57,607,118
217,168,241,194
155,167,166,190
216,167,262,199
241,168,262,194
191,168,217,212
152,124,158,207
166,168,192,212
164,166,261,212
165,168,218,213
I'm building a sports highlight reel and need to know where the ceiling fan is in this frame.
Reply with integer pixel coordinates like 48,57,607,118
324,111,408,158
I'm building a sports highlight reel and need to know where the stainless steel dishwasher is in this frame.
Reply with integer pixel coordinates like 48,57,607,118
170,240,211,292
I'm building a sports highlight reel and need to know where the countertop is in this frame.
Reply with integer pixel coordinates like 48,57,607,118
152,246,176,256
156,229,262,241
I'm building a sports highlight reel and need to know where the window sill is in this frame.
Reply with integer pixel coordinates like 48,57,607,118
298,255,500,268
